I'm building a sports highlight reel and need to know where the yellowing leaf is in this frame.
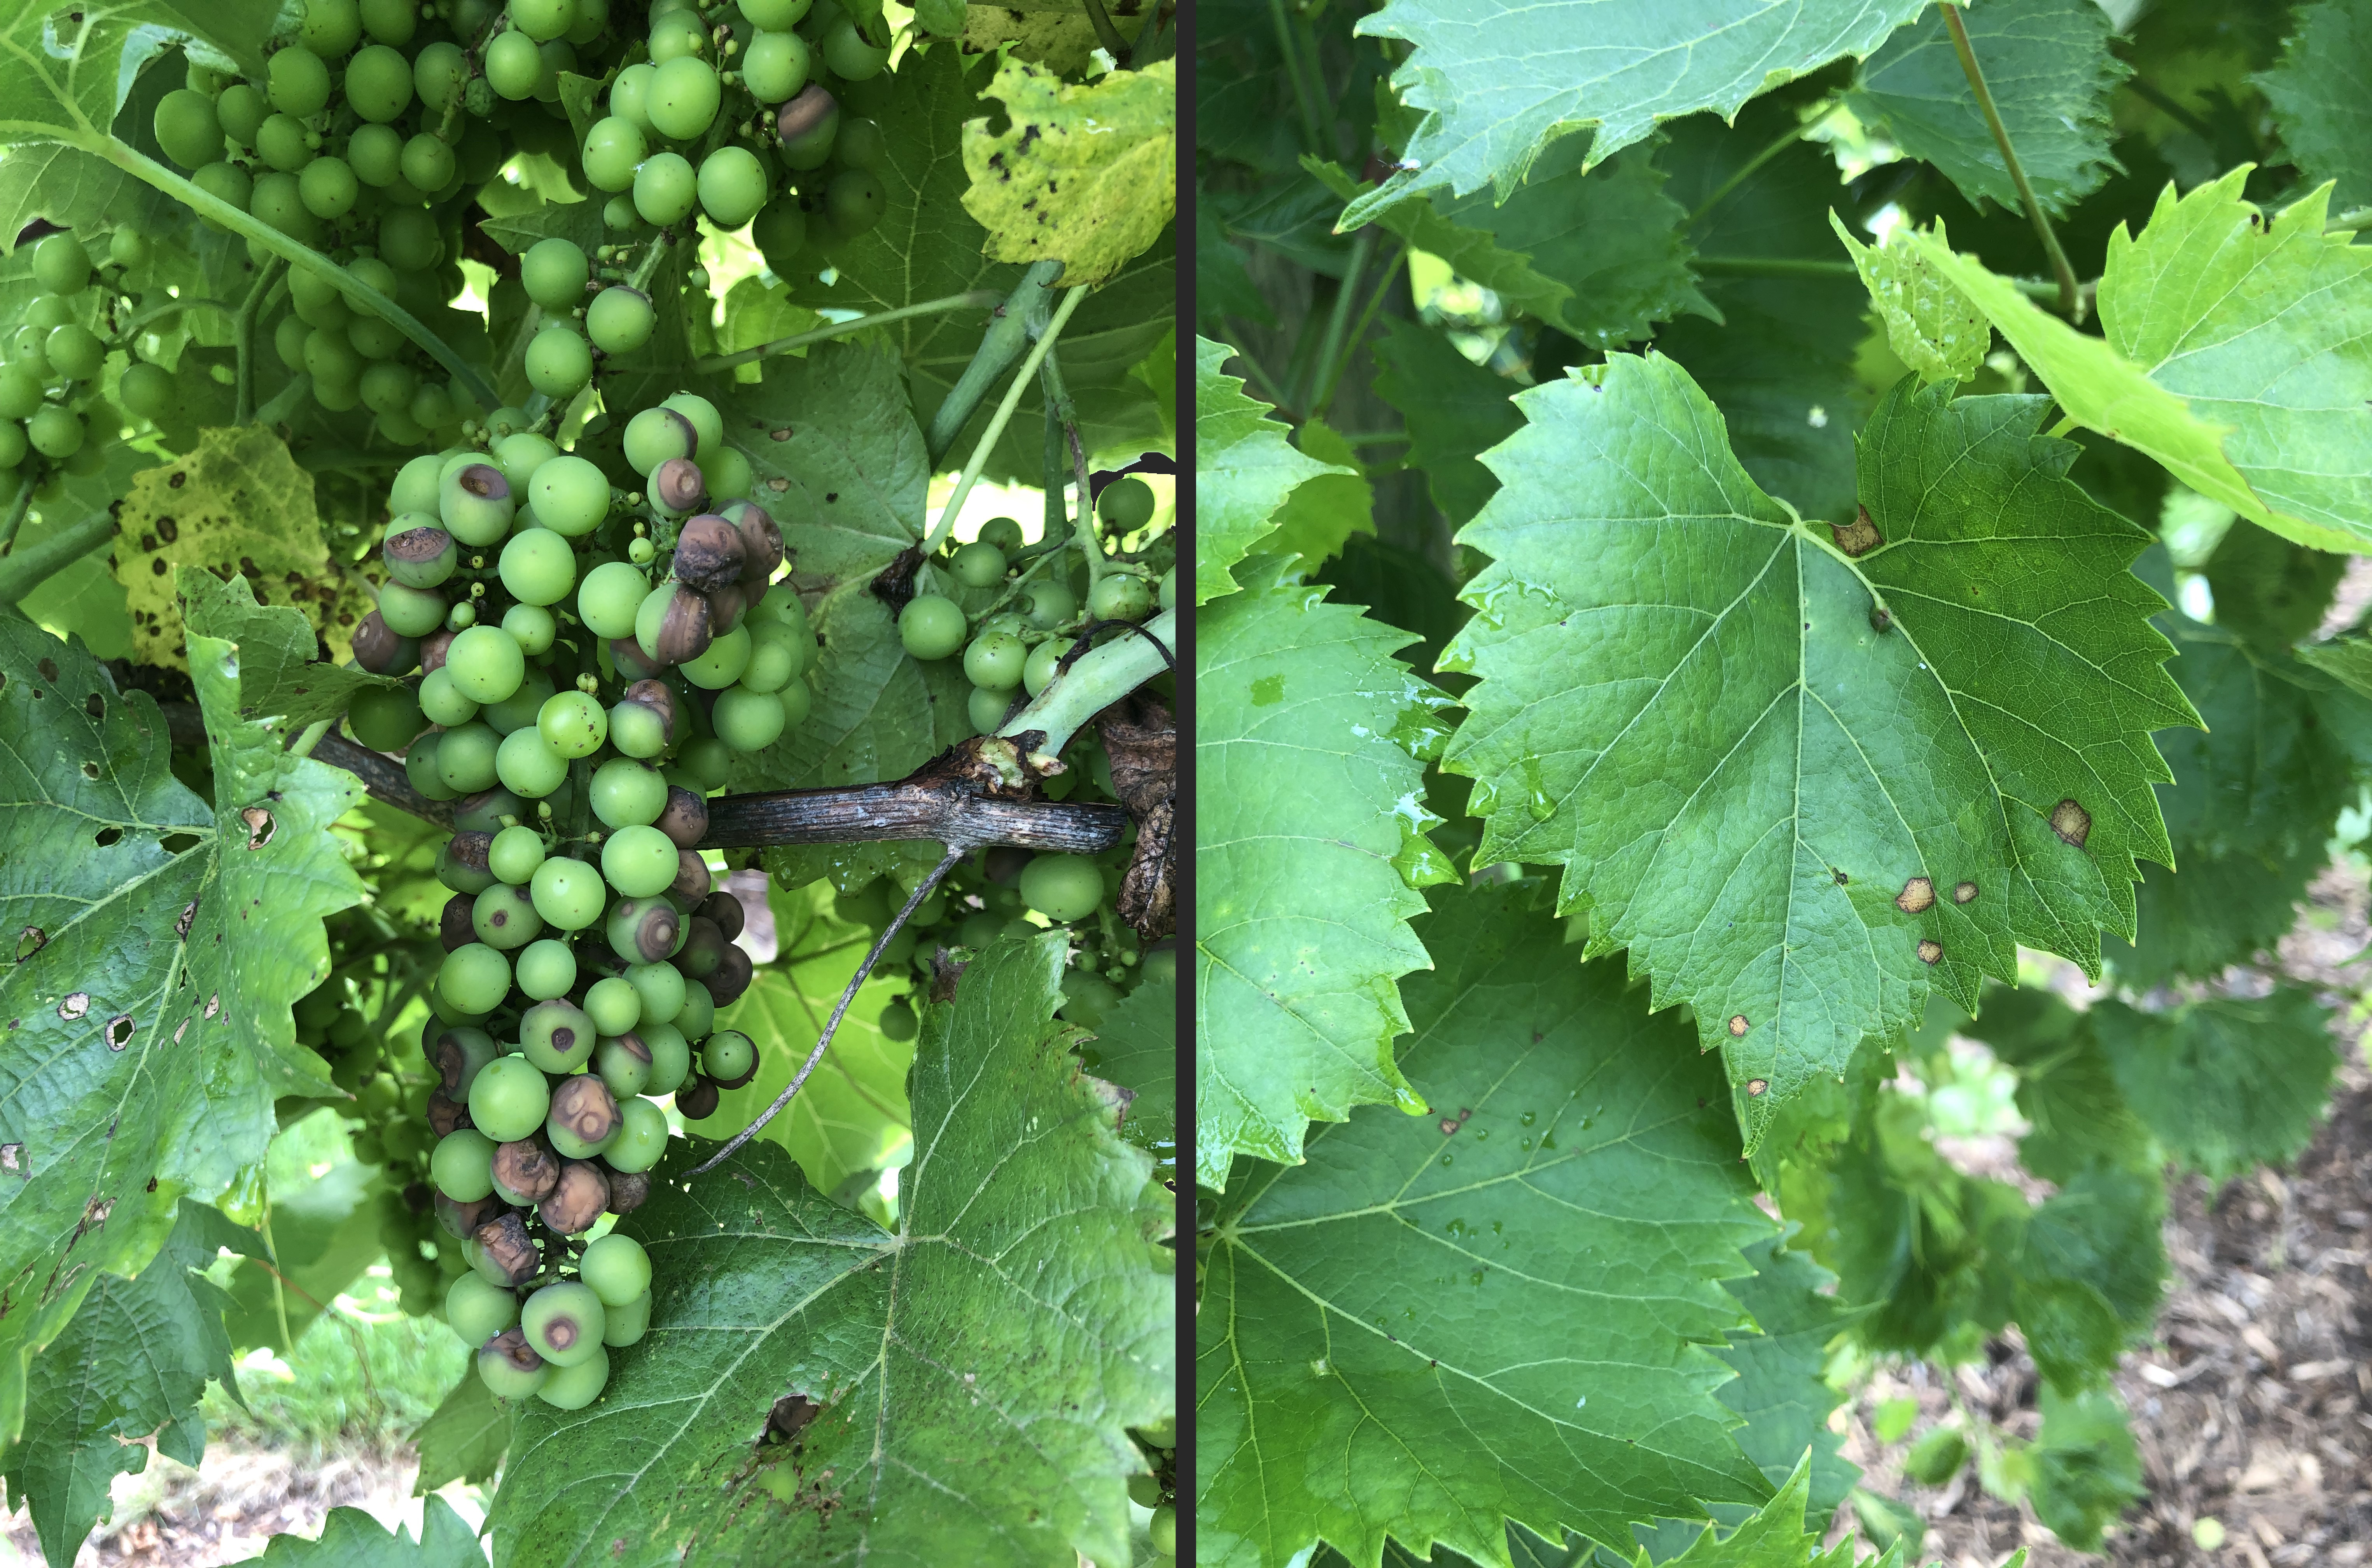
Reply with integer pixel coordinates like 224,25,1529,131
961,59,1176,286
1830,212,1989,385
110,425,371,670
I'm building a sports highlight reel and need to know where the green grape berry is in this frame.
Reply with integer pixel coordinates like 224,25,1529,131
696,145,769,227
523,1280,606,1367
1023,636,1075,696
537,688,608,757
741,30,810,102
437,941,511,1013
581,117,647,194
489,823,548,884
596,1033,652,1096
609,63,656,131
446,625,527,704
647,56,722,140
601,1289,651,1346
585,975,642,1035
1020,854,1104,921
950,540,1006,588
445,1270,519,1345
431,1127,498,1202
469,1055,551,1142
601,822,681,897
496,727,570,798
301,0,364,55
1097,475,1156,530
525,325,593,398
348,684,427,750
824,169,885,238
579,1233,651,1306
962,630,1026,690
1088,572,1155,621
586,286,655,354
521,998,596,1073
633,151,699,226
898,595,966,661
154,89,222,168
527,454,611,535
820,17,889,81
537,1344,609,1408
626,961,686,1025
511,0,577,44
473,881,543,948
967,683,1012,733
522,238,590,310
268,46,334,117
530,855,606,929
978,516,1026,553
514,936,577,1000
500,528,577,606
591,757,669,827
1025,580,1077,629
602,1095,670,1172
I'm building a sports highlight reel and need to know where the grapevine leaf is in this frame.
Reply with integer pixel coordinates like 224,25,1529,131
489,932,1172,1568
1716,1234,1861,1528
960,58,1176,286
234,1496,484,1566
11,434,153,662
1195,337,1354,605
1654,102,1868,524
962,4,1148,75
1306,159,1576,328
695,879,913,1197
2257,0,2372,214
1263,420,1375,572
2029,1387,2142,1552
1646,1454,1869,1568
1906,173,2372,551
1078,973,1176,1182
1195,557,1452,1190
2201,521,2345,655
1343,0,1930,225
784,45,1172,480
2090,988,2339,1183
1829,214,1988,385
1962,984,2153,1184
111,426,373,672
1370,318,1522,528
2299,635,2372,697
1846,0,2128,218
0,144,180,256
2,1201,249,1567
2013,1166,2165,1392
410,1370,516,1495
216,1154,380,1354
1196,881,1775,1568
0,614,363,1448
1441,140,1708,348
1443,355,2193,1138
717,341,932,593
180,569,400,734
0,1,192,142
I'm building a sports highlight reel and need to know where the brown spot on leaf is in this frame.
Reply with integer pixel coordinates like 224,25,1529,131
1831,507,1881,557
1746,1078,1767,1096
1917,940,1943,964
176,900,198,940
1953,881,1977,904
2050,799,2091,848
16,927,44,962
1895,877,1935,914
1833,870,1849,885
1728,1014,1749,1037
1,1144,22,1178
59,992,89,1020
1869,605,1892,634
105,1015,133,1049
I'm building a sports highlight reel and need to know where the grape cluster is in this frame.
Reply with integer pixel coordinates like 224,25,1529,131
0,231,175,496
895,478,1175,738
1131,1414,1177,1562
846,832,1170,1048
337,384,809,1407
146,0,631,444
567,0,900,273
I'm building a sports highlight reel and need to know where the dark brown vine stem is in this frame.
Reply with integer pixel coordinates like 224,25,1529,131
157,707,1127,856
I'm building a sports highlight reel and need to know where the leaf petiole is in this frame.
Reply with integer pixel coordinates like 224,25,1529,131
1940,1,2082,320
921,285,1088,559
690,291,1003,373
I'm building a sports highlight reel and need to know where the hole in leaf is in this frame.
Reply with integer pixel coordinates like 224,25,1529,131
241,807,275,849
16,927,45,961
93,826,122,848
80,761,100,780
105,1015,134,1049
59,991,89,1020
160,832,201,855
83,692,103,719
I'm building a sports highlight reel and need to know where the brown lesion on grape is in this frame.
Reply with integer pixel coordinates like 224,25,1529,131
1745,1078,1767,1096
1917,940,1943,964
1895,877,1935,914
1954,882,1977,904
474,1213,539,1286
1727,1014,1749,1037
2050,799,2091,848
1831,506,1882,558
